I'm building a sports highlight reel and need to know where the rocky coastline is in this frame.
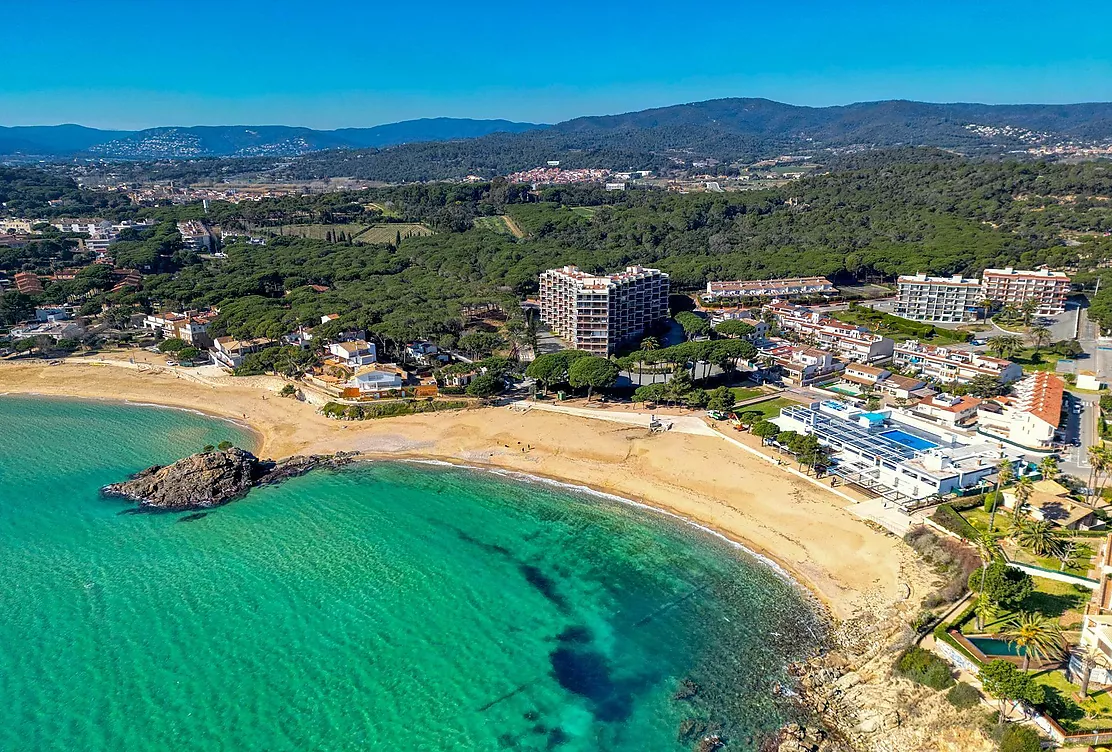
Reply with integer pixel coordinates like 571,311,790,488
102,447,359,511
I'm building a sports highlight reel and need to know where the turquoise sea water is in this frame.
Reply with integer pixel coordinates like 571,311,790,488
0,396,823,751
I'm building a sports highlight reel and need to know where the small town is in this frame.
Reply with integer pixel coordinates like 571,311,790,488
3,10,1112,751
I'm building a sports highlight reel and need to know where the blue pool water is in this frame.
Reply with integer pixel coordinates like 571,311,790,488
858,412,887,423
880,429,938,451
967,637,1027,657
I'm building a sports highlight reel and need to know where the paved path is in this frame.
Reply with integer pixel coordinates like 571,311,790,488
508,400,717,435
509,400,917,535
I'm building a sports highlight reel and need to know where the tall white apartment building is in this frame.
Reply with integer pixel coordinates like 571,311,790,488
539,265,669,354
894,274,982,322
981,267,1071,315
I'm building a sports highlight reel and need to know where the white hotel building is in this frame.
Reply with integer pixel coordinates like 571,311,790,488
981,267,1071,315
894,274,983,323
539,265,669,355
773,401,1016,503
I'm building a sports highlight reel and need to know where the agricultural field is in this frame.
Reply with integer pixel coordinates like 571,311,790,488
271,224,370,240
266,223,434,244
473,216,513,235
357,223,434,244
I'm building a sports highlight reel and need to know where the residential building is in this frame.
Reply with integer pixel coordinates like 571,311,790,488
442,369,477,388
51,219,113,236
981,267,1071,315
773,401,1017,502
704,276,835,301
842,363,890,386
1,218,38,234
976,372,1064,450
775,346,842,386
14,271,43,294
1080,536,1112,674
894,274,982,322
35,306,70,322
406,341,444,364
328,340,377,367
770,305,895,363
912,393,982,429
704,308,769,338
142,310,216,346
177,220,214,251
538,265,669,355
893,341,1023,384
10,321,83,341
876,374,932,402
349,369,404,393
1001,479,1098,530
212,337,273,369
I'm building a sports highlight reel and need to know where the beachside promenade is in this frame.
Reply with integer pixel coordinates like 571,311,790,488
509,400,917,537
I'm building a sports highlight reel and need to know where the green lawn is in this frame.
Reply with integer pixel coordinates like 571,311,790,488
730,386,766,402
831,308,971,344
742,397,804,420
1010,347,1064,372
1033,669,1112,731
568,206,598,218
962,577,1088,635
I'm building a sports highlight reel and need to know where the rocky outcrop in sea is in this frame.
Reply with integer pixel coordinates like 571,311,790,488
102,447,358,511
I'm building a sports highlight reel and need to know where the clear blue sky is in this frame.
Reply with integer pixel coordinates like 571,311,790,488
5,0,1111,129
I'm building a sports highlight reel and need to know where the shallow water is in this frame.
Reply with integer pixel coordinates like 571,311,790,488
0,395,823,751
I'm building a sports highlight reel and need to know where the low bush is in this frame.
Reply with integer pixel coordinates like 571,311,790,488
321,400,468,420
946,682,981,709
905,527,980,607
929,504,978,540
997,724,1042,752
894,646,955,690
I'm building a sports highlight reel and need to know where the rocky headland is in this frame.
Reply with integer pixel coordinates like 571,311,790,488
102,447,358,510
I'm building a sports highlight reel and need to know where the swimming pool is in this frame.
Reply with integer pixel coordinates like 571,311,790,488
966,637,1027,657
880,429,938,451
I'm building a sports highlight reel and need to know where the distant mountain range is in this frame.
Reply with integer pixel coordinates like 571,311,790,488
0,119,546,159
8,99,1112,181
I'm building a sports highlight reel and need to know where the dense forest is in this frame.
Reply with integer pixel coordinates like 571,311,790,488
4,156,1112,341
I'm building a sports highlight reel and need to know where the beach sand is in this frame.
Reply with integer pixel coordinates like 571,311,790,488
0,357,928,623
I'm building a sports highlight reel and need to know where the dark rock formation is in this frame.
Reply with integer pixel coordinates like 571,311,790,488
102,448,358,511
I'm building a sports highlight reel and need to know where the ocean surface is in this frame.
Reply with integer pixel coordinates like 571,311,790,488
0,395,824,751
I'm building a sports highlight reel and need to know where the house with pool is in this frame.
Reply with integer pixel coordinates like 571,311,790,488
772,399,1019,503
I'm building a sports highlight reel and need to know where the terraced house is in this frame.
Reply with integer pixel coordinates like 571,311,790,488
767,303,894,363
893,341,1023,384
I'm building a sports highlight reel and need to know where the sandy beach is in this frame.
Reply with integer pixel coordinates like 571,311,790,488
0,357,928,623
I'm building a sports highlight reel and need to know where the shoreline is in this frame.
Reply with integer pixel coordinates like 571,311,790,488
0,358,927,624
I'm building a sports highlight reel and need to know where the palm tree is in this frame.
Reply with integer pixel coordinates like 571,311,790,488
1087,445,1112,503
1020,299,1040,328
987,334,1024,360
1012,476,1034,524
974,532,1002,630
1029,325,1052,353
1015,520,1061,558
975,597,999,633
980,297,997,323
1001,613,1064,671
988,458,1014,533
1074,644,1110,697
1039,455,1059,483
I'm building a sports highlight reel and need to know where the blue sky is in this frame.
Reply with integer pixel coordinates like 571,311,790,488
4,0,1111,129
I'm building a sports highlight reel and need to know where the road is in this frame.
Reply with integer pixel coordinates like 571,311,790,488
1059,390,1100,479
